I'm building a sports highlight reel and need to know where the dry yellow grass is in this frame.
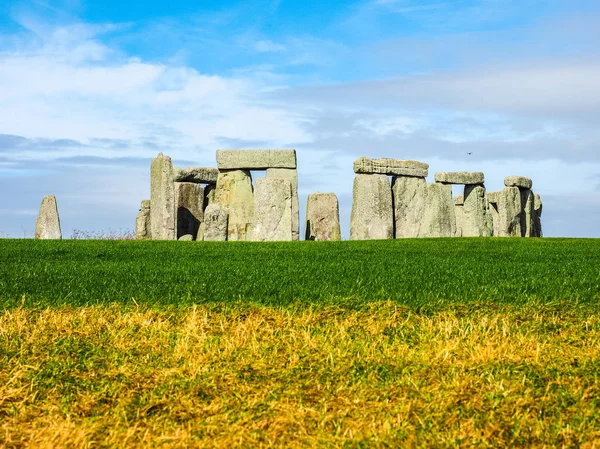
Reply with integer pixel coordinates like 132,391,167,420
1,302,600,448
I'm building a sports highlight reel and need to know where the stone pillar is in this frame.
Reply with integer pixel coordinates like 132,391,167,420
486,192,501,237
350,174,394,240
496,186,522,237
420,183,456,238
136,200,151,240
266,168,299,241
199,204,228,241
204,184,216,207
392,176,427,238
454,195,464,237
175,182,204,240
503,176,534,238
35,195,62,239
150,153,176,240
462,184,493,237
214,170,254,241
305,193,341,241
250,178,293,242
533,194,543,237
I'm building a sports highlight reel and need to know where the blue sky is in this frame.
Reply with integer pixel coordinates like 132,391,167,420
1,0,600,237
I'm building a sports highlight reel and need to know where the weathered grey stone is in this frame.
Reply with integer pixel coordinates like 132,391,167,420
136,201,151,240
350,174,393,240
486,191,501,204
305,193,341,241
520,189,534,237
533,194,543,237
419,183,456,238
267,168,299,241
353,157,429,177
250,178,293,242
454,201,464,237
216,149,296,169
150,153,176,240
462,185,493,237
505,176,533,189
173,167,219,184
454,195,464,206
175,182,204,240
200,204,228,241
178,234,193,241
435,172,485,185
204,185,216,207
487,193,501,236
35,195,62,239
392,176,427,238
496,186,522,237
214,170,254,241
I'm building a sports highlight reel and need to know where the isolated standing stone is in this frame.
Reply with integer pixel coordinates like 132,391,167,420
267,168,299,241
200,204,228,241
419,183,456,238
392,176,427,238
434,172,485,185
150,153,176,240
305,193,341,241
216,149,297,170
250,178,293,242
454,195,464,237
173,167,219,184
135,200,151,240
350,174,393,240
462,185,493,237
35,195,62,239
496,187,522,237
533,194,543,237
353,157,429,177
175,182,204,240
215,170,254,241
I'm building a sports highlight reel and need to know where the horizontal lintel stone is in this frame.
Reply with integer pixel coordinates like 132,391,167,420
486,191,501,204
353,157,428,177
216,149,297,169
434,172,485,185
504,176,533,189
173,167,219,184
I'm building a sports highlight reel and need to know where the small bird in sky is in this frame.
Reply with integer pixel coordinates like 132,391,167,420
467,152,472,155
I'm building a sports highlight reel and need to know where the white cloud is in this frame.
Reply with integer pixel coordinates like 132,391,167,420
254,39,286,53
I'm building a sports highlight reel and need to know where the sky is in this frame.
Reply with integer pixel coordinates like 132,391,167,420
1,0,600,238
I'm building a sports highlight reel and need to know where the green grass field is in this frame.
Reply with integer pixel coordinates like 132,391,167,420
1,239,600,447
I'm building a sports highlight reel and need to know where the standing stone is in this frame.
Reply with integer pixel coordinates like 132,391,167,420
135,200,151,240
204,185,216,207
150,153,176,240
350,174,393,240
175,182,204,240
266,168,299,241
454,195,464,237
250,178,293,242
462,185,493,237
533,194,543,237
496,187,522,237
214,170,254,241
486,192,501,237
520,189,535,237
200,204,228,241
305,193,341,241
419,183,456,238
35,195,62,239
392,176,427,238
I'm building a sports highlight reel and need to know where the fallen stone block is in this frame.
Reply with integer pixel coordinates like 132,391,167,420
214,170,254,241
250,178,293,241
216,149,296,170
350,174,394,240
200,204,228,241
35,195,62,239
305,193,341,241
150,153,176,240
353,157,429,177
178,234,194,241
267,168,299,241
504,176,533,189
175,182,204,240
435,172,485,185
173,167,219,184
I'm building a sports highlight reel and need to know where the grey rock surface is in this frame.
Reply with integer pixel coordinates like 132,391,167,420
496,186,522,237
353,157,429,177
520,189,534,237
173,167,219,184
392,176,427,238
454,202,464,237
204,185,216,207
35,195,62,239
454,195,464,206
136,201,151,240
201,204,228,241
266,168,299,241
250,178,293,241
216,149,296,169
140,199,150,209
486,191,501,204
305,192,341,241
504,176,533,189
419,183,456,237
178,234,193,241
214,170,254,241
175,182,204,240
350,174,394,240
435,172,485,185
462,185,493,237
150,153,176,240
533,193,543,237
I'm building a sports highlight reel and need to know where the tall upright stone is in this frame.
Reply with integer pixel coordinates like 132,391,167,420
214,170,254,241
392,176,427,238
250,178,293,242
35,195,62,239
486,192,501,237
136,200,151,240
199,204,228,241
496,187,522,237
533,194,543,237
462,185,493,237
175,182,204,240
520,189,535,238
266,168,299,241
204,185,216,207
350,174,393,240
419,183,456,238
150,153,176,240
454,195,464,237
305,193,341,241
